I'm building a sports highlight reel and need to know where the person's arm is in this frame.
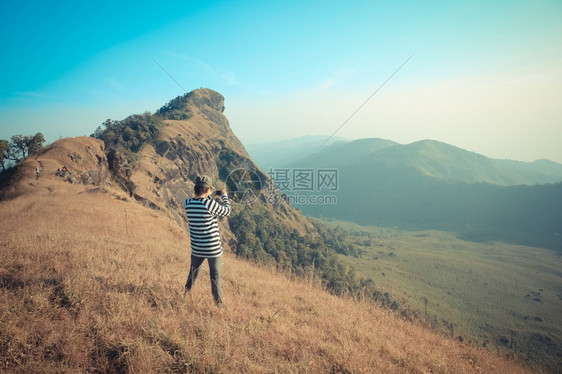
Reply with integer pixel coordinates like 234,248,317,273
206,188,231,216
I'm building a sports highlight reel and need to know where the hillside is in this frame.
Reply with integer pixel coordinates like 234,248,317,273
87,89,378,297
84,90,390,299
300,164,562,251
0,138,535,373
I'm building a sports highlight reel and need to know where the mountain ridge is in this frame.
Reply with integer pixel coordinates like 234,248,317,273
249,136,562,251
250,136,562,186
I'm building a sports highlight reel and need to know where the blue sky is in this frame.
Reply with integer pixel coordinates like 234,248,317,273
1,0,561,162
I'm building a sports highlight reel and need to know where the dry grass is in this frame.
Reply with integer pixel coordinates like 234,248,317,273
0,175,537,373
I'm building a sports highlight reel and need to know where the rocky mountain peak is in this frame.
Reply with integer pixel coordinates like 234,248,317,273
189,88,226,113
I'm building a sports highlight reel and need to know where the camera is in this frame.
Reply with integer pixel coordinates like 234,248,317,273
215,190,223,196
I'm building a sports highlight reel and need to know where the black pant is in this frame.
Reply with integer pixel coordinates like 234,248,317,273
185,254,223,305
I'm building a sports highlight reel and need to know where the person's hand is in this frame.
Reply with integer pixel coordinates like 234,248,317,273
214,186,227,197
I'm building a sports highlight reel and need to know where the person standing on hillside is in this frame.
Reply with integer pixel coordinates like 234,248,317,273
184,175,231,306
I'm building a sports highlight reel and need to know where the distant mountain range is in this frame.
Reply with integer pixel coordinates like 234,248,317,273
248,137,562,251
248,137,562,186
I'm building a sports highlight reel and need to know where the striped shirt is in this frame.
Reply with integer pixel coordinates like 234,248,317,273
185,195,231,258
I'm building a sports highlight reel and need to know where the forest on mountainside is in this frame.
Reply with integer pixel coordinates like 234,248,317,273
299,165,562,252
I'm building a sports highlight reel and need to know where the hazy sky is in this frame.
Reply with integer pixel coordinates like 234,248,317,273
1,0,561,162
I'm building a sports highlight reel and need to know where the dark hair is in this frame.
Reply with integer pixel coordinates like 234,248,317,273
194,185,210,195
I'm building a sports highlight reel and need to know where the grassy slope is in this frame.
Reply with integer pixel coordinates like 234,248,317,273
324,219,561,372
0,162,536,373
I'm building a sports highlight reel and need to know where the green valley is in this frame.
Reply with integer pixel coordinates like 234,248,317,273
317,218,562,370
